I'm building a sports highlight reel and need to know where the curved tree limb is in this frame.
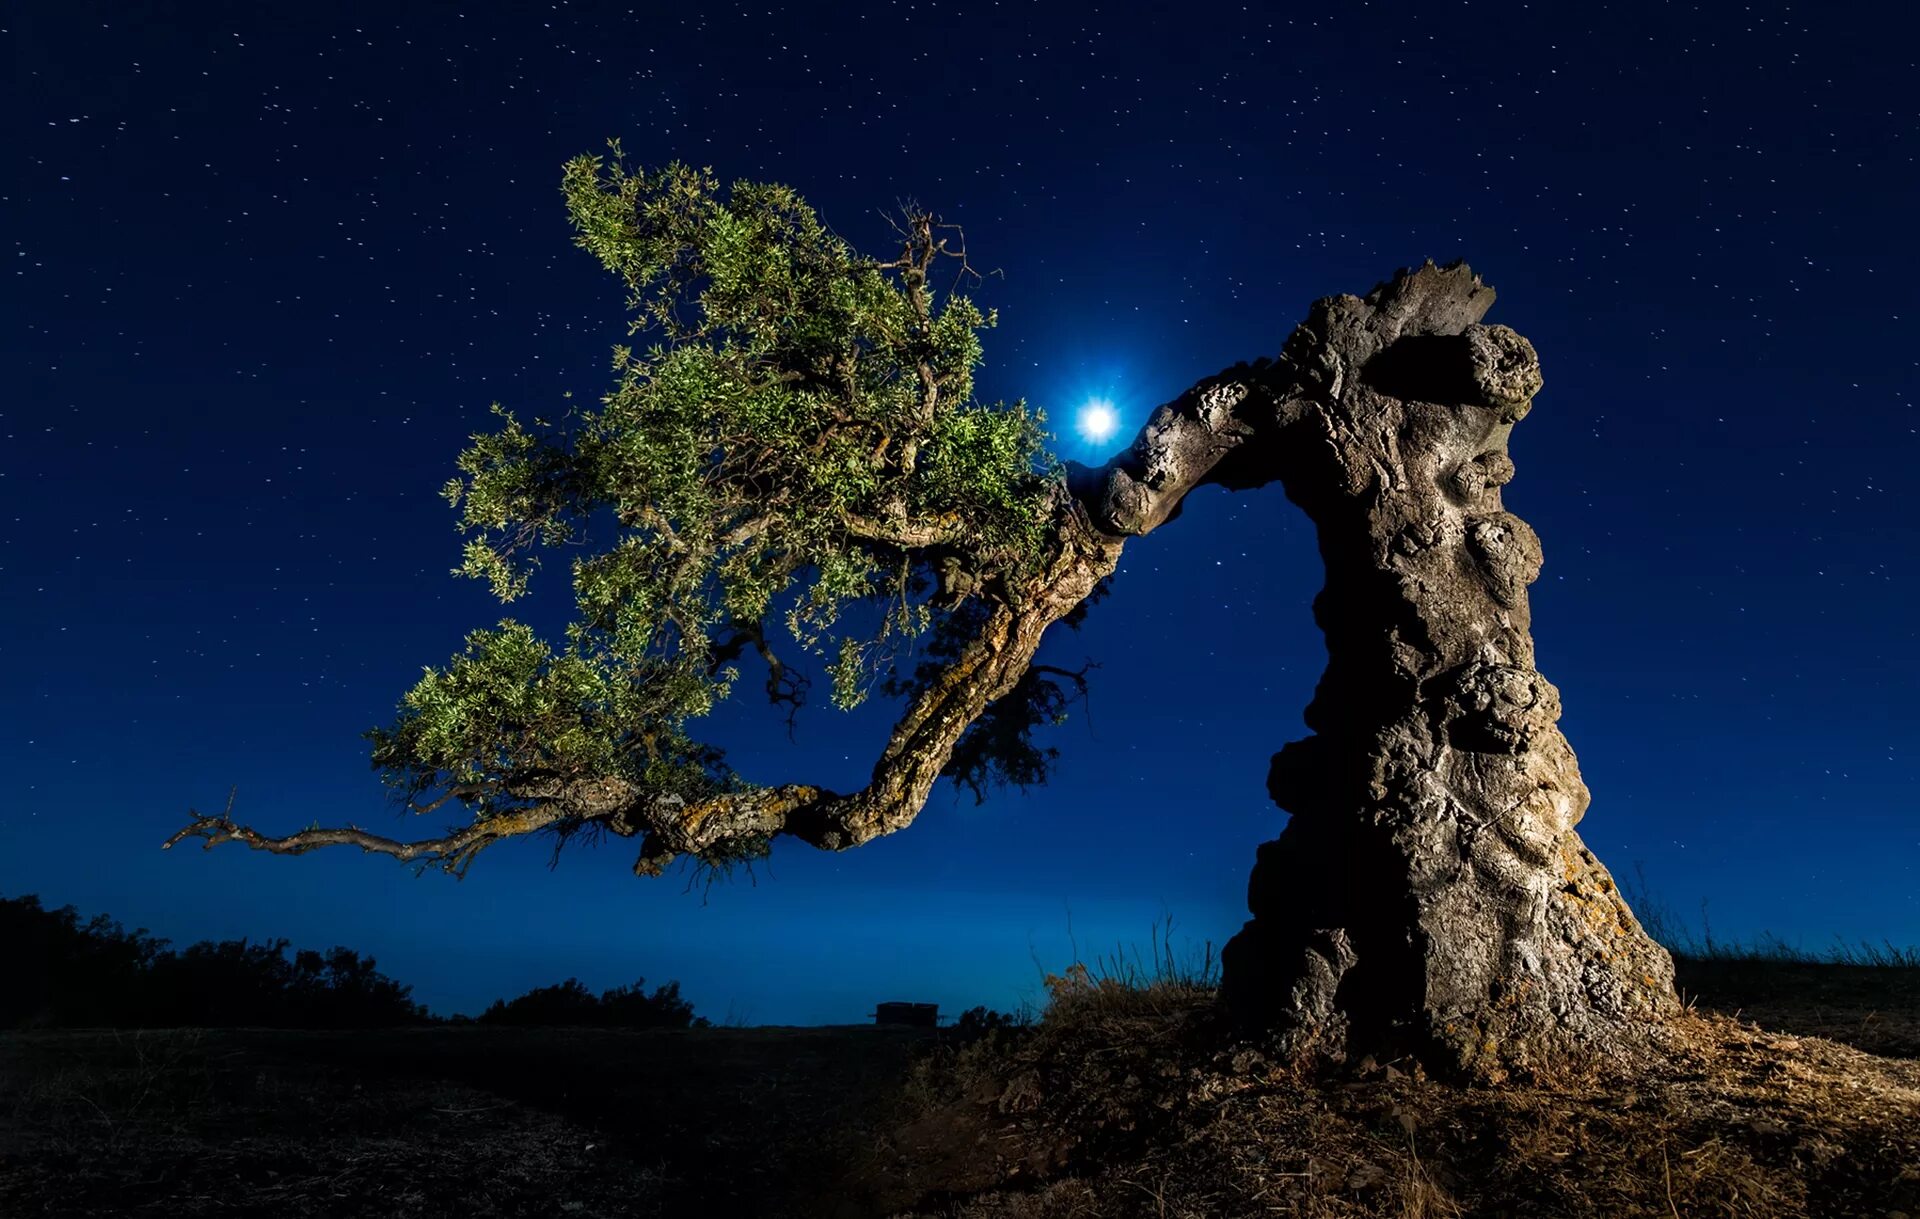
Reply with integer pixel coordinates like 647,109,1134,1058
165,309,1310,876
619,362,1308,873
162,780,634,878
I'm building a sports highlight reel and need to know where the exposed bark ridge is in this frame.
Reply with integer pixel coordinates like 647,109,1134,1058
1217,261,1677,1077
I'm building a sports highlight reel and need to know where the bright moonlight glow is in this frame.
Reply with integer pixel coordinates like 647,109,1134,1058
1077,399,1119,444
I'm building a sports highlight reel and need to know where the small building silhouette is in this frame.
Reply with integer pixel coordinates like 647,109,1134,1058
873,1001,939,1028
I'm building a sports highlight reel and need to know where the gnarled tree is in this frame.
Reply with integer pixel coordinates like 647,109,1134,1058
168,146,1677,1076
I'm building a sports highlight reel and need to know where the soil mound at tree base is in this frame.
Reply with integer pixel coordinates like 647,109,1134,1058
879,982,1920,1218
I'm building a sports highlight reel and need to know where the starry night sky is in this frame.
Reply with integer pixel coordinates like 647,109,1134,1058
5,1,1916,1024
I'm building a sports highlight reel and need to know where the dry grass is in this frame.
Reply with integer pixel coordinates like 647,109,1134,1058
880,959,1920,1218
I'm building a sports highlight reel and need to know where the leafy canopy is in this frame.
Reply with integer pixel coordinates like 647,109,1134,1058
366,145,1064,835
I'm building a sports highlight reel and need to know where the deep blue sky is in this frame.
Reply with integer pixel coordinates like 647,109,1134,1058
4,0,1915,1024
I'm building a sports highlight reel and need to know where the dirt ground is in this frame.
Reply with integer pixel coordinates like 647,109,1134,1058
0,1024,931,1217
2,958,1916,1218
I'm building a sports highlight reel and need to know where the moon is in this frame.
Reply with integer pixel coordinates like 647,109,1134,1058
1077,399,1119,444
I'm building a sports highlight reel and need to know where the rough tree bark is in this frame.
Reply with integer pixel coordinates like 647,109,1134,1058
168,261,1677,1075
1198,262,1678,1077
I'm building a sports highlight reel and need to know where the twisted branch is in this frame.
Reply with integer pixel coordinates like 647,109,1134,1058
166,352,1305,878
162,788,584,879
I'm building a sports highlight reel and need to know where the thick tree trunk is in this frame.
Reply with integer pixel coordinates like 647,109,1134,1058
1216,263,1677,1078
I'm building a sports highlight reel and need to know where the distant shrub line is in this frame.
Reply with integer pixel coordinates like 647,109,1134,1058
1,894,704,1030
477,976,708,1028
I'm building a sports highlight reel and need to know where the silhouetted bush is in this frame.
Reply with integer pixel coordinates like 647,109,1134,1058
600,979,702,1027
5,893,708,1030
0,895,168,1027
951,1005,1028,1040
479,978,600,1026
1,894,426,1029
142,939,428,1028
481,976,708,1028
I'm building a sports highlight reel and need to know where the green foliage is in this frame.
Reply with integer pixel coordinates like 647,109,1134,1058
366,621,730,818
912,398,1053,553
368,144,1068,853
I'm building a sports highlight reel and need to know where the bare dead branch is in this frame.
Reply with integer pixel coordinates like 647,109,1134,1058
162,789,577,878
711,621,810,734
753,629,809,738
165,776,643,878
